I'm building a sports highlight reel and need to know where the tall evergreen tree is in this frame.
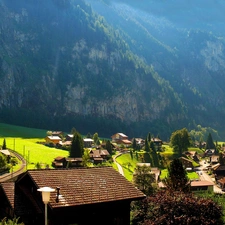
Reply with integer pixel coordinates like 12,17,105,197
71,127,76,134
70,131,84,158
145,137,150,152
147,132,151,142
2,139,6,149
163,158,191,193
132,138,137,151
150,141,155,152
105,140,112,155
205,133,216,150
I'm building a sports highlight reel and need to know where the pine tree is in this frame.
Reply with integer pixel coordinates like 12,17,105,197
145,137,150,152
132,138,137,151
105,140,112,155
70,131,84,158
163,158,191,193
147,132,151,142
2,139,6,149
205,133,216,150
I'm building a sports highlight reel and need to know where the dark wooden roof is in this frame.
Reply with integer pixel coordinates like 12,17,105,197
1,182,15,208
26,167,145,208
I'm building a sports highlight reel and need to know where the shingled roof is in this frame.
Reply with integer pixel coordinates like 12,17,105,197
24,167,145,208
1,182,15,208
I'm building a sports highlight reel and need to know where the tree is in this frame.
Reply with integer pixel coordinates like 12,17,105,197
0,153,8,169
71,127,76,134
46,131,52,136
149,141,155,152
132,138,137,151
82,149,90,167
93,132,99,145
147,132,151,142
205,133,216,150
86,132,92,138
163,158,190,193
2,139,7,149
144,137,150,153
133,165,155,196
70,131,84,158
105,140,112,155
131,190,223,225
170,128,191,156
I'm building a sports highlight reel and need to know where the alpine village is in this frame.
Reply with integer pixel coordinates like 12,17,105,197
1,0,225,225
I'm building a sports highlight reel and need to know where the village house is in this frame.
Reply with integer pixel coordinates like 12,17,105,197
51,131,64,137
0,167,145,225
65,134,73,141
212,164,225,180
210,155,219,164
111,133,132,146
179,157,194,170
89,149,110,164
83,138,94,148
151,137,163,147
191,180,214,192
52,157,83,168
45,136,62,145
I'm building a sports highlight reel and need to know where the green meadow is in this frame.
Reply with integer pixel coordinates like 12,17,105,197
0,123,69,169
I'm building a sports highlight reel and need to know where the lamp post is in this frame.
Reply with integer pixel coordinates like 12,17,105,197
38,187,55,225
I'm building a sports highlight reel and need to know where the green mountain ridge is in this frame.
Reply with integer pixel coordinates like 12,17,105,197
0,0,224,139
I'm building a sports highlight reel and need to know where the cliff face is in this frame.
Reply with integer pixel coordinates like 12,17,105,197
1,0,225,138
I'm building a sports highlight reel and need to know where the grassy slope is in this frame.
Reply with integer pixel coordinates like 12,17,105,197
0,123,47,138
0,123,68,169
116,153,139,181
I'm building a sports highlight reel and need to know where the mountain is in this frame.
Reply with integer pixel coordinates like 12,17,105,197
0,0,225,140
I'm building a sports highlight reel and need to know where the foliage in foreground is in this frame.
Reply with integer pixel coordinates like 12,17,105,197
163,158,191,193
0,217,24,225
133,165,156,196
131,190,224,225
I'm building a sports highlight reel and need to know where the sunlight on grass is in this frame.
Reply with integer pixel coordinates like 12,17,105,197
160,169,199,180
0,137,69,169
115,152,139,181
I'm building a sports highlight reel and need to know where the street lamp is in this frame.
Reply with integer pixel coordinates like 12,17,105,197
38,187,55,225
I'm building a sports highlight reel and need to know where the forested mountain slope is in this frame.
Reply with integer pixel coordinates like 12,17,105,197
0,0,225,139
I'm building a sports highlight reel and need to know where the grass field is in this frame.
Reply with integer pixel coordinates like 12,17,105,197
115,153,139,181
0,123,69,169
0,137,69,169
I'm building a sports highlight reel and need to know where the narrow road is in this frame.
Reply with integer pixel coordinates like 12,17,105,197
113,153,124,176
0,149,26,182
199,160,222,193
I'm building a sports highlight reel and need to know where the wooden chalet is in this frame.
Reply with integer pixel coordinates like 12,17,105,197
52,131,63,136
111,133,132,146
45,136,61,145
191,180,214,192
179,157,193,170
151,138,162,146
65,134,73,141
212,165,225,179
52,156,66,168
89,149,110,164
0,167,145,225
83,138,94,148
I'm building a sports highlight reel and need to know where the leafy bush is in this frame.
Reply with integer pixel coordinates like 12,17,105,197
0,217,24,225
